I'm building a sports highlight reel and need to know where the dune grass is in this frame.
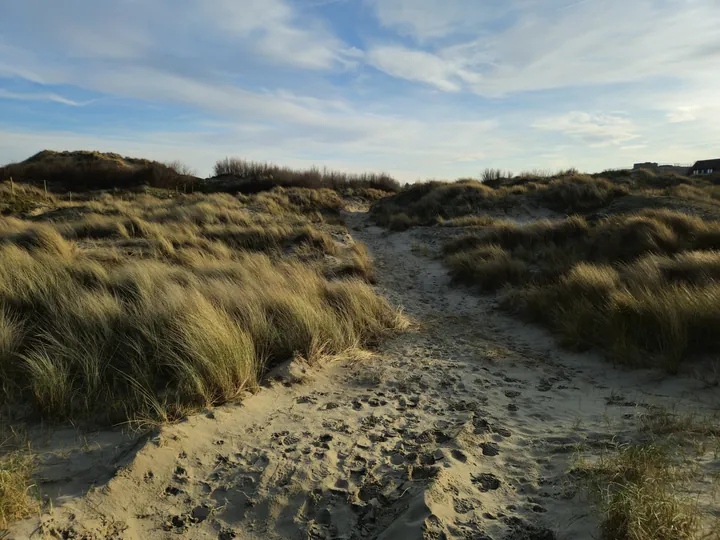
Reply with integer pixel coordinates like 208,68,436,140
441,209,720,371
371,174,634,227
0,187,407,426
371,168,720,229
582,444,701,540
0,450,36,530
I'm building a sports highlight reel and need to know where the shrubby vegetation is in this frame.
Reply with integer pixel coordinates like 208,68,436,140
211,157,401,195
0,151,401,198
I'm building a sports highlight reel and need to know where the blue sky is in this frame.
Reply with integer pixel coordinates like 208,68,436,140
1,0,719,181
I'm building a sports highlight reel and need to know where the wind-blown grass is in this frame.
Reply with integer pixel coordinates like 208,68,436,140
582,444,700,540
0,450,36,529
442,209,720,371
0,188,407,425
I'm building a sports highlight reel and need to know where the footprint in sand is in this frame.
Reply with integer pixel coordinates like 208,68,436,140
451,449,468,463
472,473,501,492
481,442,500,456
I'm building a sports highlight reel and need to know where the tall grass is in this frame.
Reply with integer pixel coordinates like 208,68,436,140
0,189,407,425
583,445,700,540
371,169,720,229
443,210,720,370
0,451,36,529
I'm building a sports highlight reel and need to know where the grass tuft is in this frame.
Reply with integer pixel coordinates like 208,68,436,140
583,445,700,540
0,451,37,529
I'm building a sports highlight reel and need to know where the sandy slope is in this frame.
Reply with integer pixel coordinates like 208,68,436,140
9,212,720,540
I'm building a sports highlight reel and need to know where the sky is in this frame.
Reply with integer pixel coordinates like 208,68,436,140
1,0,719,182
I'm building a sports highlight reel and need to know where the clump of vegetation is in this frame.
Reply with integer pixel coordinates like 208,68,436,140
445,244,528,290
0,186,407,425
372,168,720,230
210,158,401,194
582,444,700,540
0,450,36,529
442,209,720,370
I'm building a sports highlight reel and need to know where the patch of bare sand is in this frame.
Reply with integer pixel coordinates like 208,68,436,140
8,211,719,539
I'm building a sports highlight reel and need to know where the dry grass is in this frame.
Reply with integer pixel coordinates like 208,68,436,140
371,169,720,229
0,450,36,529
0,187,407,425
582,444,701,540
441,210,720,370
445,245,528,290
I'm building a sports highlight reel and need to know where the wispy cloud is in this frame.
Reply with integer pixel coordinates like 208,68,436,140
533,112,639,147
0,0,718,178
366,46,462,91
0,89,90,106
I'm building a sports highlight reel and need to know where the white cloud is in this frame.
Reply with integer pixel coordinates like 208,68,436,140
0,89,89,106
533,112,640,147
203,0,348,69
0,0,346,72
366,0,720,97
366,46,461,91
1,0,719,180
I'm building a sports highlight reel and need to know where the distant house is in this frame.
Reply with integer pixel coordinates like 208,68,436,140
691,159,720,176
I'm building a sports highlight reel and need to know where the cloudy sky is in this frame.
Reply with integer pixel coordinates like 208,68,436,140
1,0,719,181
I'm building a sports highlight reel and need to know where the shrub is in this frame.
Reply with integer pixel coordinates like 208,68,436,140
211,158,401,194
388,213,414,231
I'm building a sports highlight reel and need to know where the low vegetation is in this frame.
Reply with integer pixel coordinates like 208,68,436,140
0,150,196,192
371,168,720,228
581,444,701,540
0,450,36,529
443,209,720,370
0,182,407,426
371,173,631,227
210,158,401,194
373,167,720,371
1,151,401,202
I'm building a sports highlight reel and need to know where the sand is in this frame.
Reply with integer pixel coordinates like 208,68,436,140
8,210,720,539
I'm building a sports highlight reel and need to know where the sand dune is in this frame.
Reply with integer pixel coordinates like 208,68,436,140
9,210,719,539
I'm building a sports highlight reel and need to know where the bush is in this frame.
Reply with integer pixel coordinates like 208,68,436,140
211,158,401,194
388,213,414,231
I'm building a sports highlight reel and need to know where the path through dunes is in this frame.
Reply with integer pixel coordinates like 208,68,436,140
10,211,719,540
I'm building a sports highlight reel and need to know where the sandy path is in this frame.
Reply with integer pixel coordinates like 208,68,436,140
10,212,719,540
